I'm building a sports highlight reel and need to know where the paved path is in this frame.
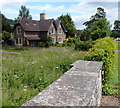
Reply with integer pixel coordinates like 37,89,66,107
0,50,21,54
101,95,119,106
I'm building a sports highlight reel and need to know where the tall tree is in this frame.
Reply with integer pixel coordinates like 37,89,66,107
110,20,120,38
2,14,12,41
2,14,12,33
90,18,111,40
83,7,106,28
58,14,76,38
18,5,32,19
80,29,91,41
113,20,120,33
81,7,110,41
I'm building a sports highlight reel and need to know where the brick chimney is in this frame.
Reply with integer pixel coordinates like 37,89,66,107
40,13,46,20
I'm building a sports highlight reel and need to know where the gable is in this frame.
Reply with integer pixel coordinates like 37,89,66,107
48,22,56,34
55,20,67,33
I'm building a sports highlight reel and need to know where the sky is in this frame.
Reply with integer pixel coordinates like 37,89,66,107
0,0,119,30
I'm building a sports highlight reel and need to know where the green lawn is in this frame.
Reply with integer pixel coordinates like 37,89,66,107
2,47,85,106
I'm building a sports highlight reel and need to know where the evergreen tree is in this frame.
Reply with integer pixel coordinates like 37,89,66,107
83,7,106,28
18,5,32,19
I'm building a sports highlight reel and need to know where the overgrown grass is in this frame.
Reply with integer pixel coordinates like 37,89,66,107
2,47,85,106
2,45,29,52
107,41,120,94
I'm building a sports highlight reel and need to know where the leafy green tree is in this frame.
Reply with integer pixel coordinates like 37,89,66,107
58,13,76,38
90,18,111,40
1,14,12,42
113,20,120,33
83,7,106,28
2,31,11,41
110,30,120,38
82,7,110,41
110,20,120,38
80,29,91,41
18,5,32,19
2,14,12,33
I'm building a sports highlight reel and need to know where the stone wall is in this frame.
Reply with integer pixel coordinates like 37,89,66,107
22,60,103,107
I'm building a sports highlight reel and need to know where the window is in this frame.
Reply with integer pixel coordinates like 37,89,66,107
58,38,62,42
59,29,62,34
52,38,55,42
51,28,54,34
25,22,29,25
19,38,22,44
33,22,36,25
15,38,22,45
16,39,18,44
17,28,21,34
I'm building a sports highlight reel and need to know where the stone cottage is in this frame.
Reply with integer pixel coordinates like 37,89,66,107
13,13,67,46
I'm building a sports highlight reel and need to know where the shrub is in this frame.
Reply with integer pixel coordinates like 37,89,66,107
55,43,63,47
62,37,80,47
38,37,53,48
38,42,46,47
2,31,11,41
75,41,94,51
84,37,117,94
11,46,29,51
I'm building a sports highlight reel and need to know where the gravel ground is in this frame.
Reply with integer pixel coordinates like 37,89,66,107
101,95,119,107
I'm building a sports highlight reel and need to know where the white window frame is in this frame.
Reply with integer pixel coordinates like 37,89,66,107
51,28,54,34
17,27,21,34
15,38,22,45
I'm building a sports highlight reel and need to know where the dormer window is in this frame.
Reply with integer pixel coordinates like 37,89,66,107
33,22,36,25
25,22,28,25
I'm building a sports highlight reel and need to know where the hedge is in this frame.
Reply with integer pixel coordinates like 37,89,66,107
74,41,94,51
84,37,117,94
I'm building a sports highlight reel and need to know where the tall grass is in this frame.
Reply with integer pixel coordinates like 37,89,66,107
2,47,85,106
103,41,120,94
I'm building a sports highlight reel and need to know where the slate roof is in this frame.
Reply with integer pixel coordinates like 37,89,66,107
55,20,60,28
14,19,67,33
15,19,54,32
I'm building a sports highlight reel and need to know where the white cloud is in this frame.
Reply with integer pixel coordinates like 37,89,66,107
17,0,120,2
1,1,118,30
72,15,90,30
70,2,118,29
27,4,65,12
0,0,26,7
